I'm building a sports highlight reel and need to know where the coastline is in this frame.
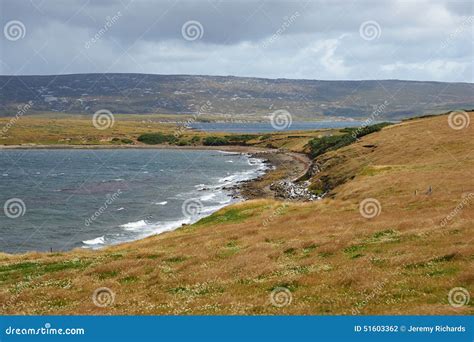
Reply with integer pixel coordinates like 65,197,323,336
0,145,312,254
236,150,312,200
0,143,312,197
0,144,272,153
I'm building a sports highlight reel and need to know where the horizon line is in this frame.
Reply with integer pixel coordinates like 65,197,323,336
1,72,473,84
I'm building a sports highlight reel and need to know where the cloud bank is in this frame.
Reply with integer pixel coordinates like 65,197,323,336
1,0,472,81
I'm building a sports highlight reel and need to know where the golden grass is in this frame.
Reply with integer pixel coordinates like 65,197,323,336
0,114,330,150
0,115,177,145
0,112,473,315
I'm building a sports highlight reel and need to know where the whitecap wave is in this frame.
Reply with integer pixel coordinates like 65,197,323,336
83,153,268,250
120,220,148,230
200,193,216,201
83,236,105,245
217,151,240,155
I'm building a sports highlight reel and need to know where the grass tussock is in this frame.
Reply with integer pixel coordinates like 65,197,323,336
0,112,473,315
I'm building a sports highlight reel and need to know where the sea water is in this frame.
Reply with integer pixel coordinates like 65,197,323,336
0,149,266,253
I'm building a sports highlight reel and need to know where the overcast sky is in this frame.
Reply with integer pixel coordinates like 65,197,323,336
0,0,472,82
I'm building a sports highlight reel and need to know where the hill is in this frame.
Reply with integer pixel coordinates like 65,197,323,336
1,74,472,120
0,111,472,315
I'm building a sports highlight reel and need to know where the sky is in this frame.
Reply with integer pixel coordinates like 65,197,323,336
0,0,473,82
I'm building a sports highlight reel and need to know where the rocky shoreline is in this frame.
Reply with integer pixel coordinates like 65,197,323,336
233,150,319,201
269,180,322,201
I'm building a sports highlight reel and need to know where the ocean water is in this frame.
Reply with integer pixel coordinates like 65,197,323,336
0,149,266,254
188,121,368,133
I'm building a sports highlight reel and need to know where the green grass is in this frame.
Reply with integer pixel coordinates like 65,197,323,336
367,229,400,243
0,260,91,283
343,244,367,259
119,276,139,284
302,244,318,254
195,208,251,226
98,270,119,279
405,254,457,270
165,256,188,263
269,281,299,292
217,241,241,259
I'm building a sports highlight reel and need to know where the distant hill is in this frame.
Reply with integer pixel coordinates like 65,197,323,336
0,73,472,120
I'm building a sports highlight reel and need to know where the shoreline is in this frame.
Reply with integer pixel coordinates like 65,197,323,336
237,150,312,200
0,145,312,255
0,143,312,198
0,144,272,153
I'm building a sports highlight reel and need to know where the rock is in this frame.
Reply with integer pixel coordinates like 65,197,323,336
269,180,322,201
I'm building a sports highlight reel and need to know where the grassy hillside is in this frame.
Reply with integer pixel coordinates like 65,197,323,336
0,112,472,315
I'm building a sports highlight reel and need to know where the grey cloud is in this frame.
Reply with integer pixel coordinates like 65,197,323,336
0,0,472,82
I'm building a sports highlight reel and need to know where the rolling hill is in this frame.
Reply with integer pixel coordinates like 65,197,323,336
1,74,472,120
0,112,472,315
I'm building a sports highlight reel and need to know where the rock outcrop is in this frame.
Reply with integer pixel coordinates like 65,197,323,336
270,180,322,201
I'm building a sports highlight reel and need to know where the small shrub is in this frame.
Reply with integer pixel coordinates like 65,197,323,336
137,133,178,145
307,122,391,158
203,136,229,146
190,136,201,144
